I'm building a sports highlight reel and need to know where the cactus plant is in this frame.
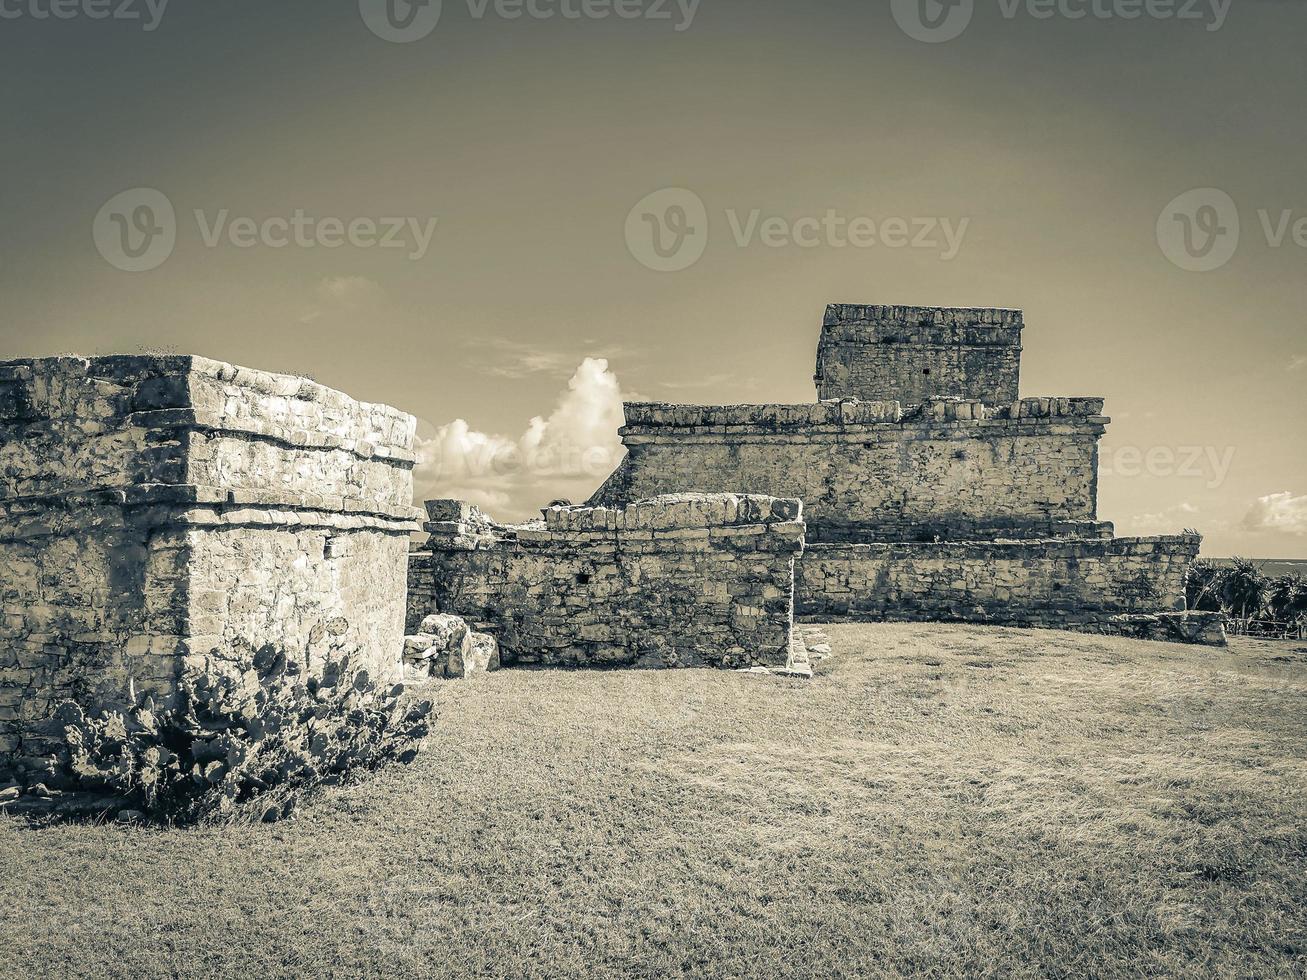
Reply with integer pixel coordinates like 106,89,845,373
54,644,434,825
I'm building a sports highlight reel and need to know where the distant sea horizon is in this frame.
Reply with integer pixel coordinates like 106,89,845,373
1211,558,1307,578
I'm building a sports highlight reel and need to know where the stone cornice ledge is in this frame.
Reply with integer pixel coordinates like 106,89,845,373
128,408,418,465
0,483,424,526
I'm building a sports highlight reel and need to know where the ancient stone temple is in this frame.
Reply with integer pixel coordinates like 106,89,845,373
0,310,1220,763
0,356,422,757
590,304,1209,636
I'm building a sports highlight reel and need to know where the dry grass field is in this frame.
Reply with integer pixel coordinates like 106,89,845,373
2,624,1304,979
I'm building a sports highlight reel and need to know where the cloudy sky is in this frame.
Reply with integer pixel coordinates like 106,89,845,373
0,0,1303,556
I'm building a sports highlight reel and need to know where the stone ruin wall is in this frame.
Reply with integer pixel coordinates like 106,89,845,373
593,397,1108,543
796,534,1201,626
586,302,1213,639
0,302,1217,759
408,494,804,670
815,305,1023,404
0,356,421,758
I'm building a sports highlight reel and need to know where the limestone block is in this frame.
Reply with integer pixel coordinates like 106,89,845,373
404,634,438,660
1,355,419,760
464,632,501,676
425,500,481,523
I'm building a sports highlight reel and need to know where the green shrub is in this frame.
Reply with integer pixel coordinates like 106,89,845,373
1185,559,1225,612
1267,574,1307,624
1220,557,1270,621
55,646,433,825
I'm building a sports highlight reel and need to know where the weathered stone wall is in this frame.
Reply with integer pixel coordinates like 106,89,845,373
581,301,1209,642
794,534,1202,626
408,494,805,670
592,397,1108,542
0,356,421,758
815,305,1023,404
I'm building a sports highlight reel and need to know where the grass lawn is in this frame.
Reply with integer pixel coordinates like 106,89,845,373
2,624,1305,979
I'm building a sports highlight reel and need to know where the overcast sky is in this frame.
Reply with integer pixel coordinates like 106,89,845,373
1,0,1303,556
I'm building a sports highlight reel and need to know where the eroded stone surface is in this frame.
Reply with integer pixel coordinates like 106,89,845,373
1079,611,1228,646
594,397,1109,543
795,536,1202,625
584,303,1211,641
465,633,501,677
418,614,472,657
0,355,421,759
402,614,500,680
409,494,805,670
816,304,1024,405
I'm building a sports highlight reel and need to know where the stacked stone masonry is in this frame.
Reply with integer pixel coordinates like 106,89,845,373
593,396,1109,543
589,303,1211,639
815,305,1023,404
0,299,1216,760
0,355,422,758
408,494,805,670
796,535,1201,625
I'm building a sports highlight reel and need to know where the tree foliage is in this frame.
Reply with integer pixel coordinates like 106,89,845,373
1186,559,1307,633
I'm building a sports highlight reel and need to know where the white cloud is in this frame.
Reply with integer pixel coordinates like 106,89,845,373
413,358,627,521
1288,355,1307,373
1125,501,1199,536
486,351,575,379
466,337,643,379
318,275,382,304
1241,491,1307,536
659,372,738,391
299,276,383,324
412,418,519,514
